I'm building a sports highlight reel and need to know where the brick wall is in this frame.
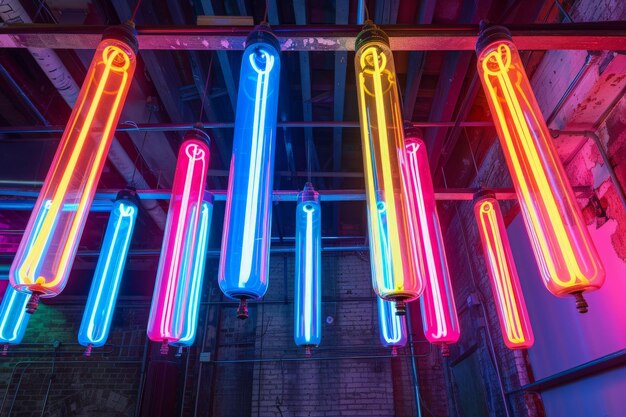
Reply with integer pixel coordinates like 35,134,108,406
0,301,149,417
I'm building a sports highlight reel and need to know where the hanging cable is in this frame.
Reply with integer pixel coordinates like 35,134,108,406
130,0,142,22
463,127,481,186
198,53,215,123
263,0,270,24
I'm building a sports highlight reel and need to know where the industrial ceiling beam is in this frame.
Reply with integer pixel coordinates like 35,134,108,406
1,23,625,50
402,0,437,120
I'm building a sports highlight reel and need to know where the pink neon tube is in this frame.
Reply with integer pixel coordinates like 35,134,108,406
147,131,210,353
403,132,460,356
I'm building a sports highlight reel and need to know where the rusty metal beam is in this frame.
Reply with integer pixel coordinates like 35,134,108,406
1,23,626,51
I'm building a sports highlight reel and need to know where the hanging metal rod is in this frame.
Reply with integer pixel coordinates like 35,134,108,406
1,23,625,51
0,120,494,135
0,187,592,209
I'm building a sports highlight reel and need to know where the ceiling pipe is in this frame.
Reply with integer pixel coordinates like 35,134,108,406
0,0,166,228
0,120,495,135
3,23,626,51
0,0,79,103
0,187,593,208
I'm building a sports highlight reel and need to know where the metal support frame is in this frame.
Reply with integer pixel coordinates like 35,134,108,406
0,120,494,135
0,187,592,210
1,23,626,51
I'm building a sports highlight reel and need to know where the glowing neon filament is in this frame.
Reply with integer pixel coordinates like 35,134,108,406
10,27,137,301
474,197,534,349
147,133,210,346
294,184,321,349
476,31,604,303
354,23,422,311
402,135,459,350
0,286,30,345
218,28,281,305
377,296,407,350
78,196,137,349
172,197,212,347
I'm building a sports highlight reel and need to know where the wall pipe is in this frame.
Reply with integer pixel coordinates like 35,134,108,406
405,305,423,417
211,353,431,364
0,187,591,208
0,120,495,135
550,129,626,211
508,348,626,394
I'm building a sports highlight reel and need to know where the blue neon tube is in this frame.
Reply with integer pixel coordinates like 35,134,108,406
78,191,138,353
171,194,213,347
377,296,407,353
294,183,322,352
218,25,281,318
0,286,31,346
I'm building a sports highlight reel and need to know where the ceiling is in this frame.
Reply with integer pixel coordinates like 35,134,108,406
0,0,571,297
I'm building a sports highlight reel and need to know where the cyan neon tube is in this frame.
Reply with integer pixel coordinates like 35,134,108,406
147,130,210,354
218,25,281,319
0,286,31,350
294,183,322,353
78,190,138,355
171,193,213,348
377,296,406,355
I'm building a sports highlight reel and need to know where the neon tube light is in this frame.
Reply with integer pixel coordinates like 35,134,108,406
403,131,460,355
474,194,534,349
9,24,138,313
476,25,604,313
218,25,281,319
354,21,422,315
171,194,213,348
147,131,210,353
377,296,407,355
294,183,322,354
0,286,31,352
78,191,138,355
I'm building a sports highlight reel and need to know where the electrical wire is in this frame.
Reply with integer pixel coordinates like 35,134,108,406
130,0,142,22
198,53,215,123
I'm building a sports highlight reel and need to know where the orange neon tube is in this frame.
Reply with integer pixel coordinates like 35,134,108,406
354,21,422,314
474,194,534,349
9,24,137,312
476,25,604,312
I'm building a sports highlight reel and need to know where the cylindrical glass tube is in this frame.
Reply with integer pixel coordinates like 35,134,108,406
147,131,210,352
294,183,322,352
9,24,137,310
218,25,281,319
78,191,138,354
474,195,534,349
354,22,421,314
0,286,31,347
171,193,213,348
476,26,604,312
377,296,407,355
403,133,460,354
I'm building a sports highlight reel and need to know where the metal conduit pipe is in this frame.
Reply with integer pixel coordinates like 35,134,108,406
550,129,626,211
0,187,592,207
0,120,495,135
0,0,79,103
0,0,167,229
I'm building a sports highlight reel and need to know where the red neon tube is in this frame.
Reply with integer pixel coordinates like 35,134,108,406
474,194,534,349
476,25,604,313
9,24,137,313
